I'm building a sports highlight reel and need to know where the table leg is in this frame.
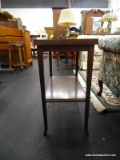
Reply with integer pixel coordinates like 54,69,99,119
84,46,94,135
49,51,52,77
38,48,48,136
75,52,79,77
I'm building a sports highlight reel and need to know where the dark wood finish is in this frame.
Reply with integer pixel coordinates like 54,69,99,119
34,38,98,136
30,35,40,57
97,79,103,96
46,76,86,102
30,35,40,39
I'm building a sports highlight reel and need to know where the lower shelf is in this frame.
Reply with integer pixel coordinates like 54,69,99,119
46,76,86,102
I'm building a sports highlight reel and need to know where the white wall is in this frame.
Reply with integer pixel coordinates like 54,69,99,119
108,0,120,33
2,8,53,34
108,0,120,10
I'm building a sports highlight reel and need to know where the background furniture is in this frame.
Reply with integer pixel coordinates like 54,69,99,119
44,27,54,39
78,44,103,70
0,11,23,29
52,7,69,61
77,35,103,70
8,42,26,70
52,7,66,38
98,36,120,102
56,51,76,70
0,62,14,72
55,29,78,70
34,38,98,136
81,9,107,35
0,26,33,68
30,34,40,57
101,12,118,33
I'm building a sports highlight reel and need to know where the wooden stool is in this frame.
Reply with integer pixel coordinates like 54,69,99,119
8,41,26,70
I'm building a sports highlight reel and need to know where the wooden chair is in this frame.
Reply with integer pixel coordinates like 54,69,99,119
56,51,76,70
55,27,79,70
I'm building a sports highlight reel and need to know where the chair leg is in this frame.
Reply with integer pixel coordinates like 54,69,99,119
97,79,103,96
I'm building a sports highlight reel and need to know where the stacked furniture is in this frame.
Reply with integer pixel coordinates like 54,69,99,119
0,26,33,69
0,11,23,29
98,36,120,102
0,11,32,71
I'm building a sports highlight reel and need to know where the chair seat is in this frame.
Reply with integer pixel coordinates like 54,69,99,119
8,41,24,46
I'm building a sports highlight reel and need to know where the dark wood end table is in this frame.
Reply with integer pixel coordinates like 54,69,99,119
34,38,98,136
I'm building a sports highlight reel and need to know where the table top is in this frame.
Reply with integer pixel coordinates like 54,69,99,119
34,38,98,46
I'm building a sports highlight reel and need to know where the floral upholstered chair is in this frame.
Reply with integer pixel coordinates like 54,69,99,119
98,36,120,102
78,44,103,70
77,35,103,70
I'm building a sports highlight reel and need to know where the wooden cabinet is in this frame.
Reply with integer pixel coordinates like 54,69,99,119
23,30,33,66
81,9,108,35
52,7,67,38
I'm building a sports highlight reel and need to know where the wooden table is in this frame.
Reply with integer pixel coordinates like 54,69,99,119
30,35,40,57
34,38,98,136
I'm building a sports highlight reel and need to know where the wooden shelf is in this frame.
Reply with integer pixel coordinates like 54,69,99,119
46,76,86,102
